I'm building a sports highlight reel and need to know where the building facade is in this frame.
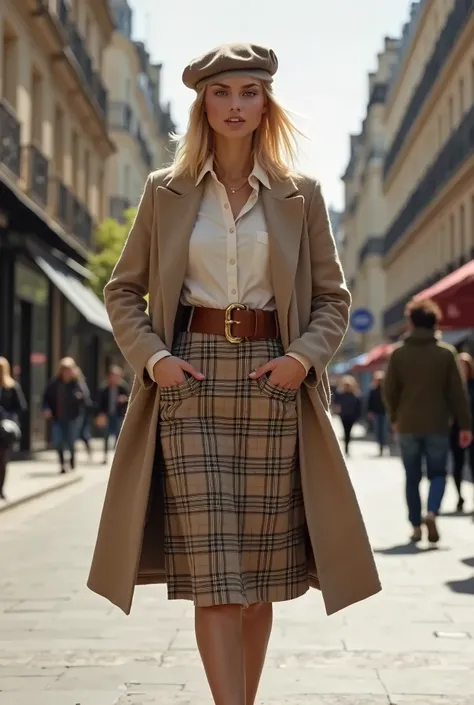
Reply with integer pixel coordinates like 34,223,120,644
340,37,400,359
105,0,175,220
383,0,474,338
0,0,116,453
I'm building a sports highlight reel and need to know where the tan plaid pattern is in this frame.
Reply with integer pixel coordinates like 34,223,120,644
159,332,309,607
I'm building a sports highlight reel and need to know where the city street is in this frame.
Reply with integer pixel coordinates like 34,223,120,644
1,428,474,704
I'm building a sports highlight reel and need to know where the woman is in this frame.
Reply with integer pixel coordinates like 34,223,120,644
367,370,389,456
96,365,129,465
42,357,85,473
0,357,27,500
450,352,474,511
88,43,380,705
334,375,362,456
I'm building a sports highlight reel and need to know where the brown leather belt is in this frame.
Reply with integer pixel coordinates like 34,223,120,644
180,304,279,343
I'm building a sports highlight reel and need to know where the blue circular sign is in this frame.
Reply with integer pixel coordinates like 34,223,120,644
350,308,374,333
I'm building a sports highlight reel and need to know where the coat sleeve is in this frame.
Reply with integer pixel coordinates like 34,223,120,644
285,181,351,384
13,383,27,413
104,174,168,388
446,353,472,431
382,354,400,424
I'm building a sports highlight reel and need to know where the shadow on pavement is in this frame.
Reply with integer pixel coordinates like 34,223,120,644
446,558,474,595
374,542,445,556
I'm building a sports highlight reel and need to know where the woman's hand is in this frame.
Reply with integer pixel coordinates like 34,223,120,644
249,356,307,390
153,356,205,389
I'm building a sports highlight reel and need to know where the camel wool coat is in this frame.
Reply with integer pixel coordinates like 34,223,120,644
87,167,381,616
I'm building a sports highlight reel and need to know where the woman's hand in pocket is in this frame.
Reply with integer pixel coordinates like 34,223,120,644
153,356,205,389
249,356,306,390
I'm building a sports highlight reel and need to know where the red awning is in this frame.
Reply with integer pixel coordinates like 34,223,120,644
353,343,393,371
415,259,474,328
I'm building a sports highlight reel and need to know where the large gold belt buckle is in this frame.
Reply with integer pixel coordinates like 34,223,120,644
224,303,246,343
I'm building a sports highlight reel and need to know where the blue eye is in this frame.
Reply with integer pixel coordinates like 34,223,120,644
243,92,257,97
215,90,227,96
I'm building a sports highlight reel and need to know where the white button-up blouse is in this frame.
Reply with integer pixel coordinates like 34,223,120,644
146,158,310,379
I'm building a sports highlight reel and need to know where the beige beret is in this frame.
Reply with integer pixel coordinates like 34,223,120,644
182,43,278,91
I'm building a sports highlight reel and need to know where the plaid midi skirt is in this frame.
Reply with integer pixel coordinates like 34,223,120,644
159,332,309,607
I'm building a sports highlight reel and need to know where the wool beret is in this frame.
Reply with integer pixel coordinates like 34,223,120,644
182,43,278,91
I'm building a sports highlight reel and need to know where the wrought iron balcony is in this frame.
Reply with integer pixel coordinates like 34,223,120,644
25,144,49,206
110,196,132,222
136,128,153,170
384,0,473,179
51,178,93,247
0,98,21,177
384,103,474,257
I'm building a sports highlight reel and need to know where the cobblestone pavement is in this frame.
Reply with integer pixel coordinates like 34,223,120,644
1,429,474,704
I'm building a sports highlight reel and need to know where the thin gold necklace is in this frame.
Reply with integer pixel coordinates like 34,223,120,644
224,180,248,194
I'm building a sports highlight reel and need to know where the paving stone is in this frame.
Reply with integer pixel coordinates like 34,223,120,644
2,436,474,701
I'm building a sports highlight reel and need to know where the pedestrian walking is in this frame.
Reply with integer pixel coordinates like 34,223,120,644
384,299,472,544
88,43,380,705
334,375,362,455
367,370,389,456
42,357,86,473
449,352,474,512
75,367,94,462
0,357,27,500
96,365,129,464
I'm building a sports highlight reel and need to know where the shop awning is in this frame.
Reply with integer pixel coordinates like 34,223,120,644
354,343,394,371
33,253,112,333
415,259,474,328
331,353,368,375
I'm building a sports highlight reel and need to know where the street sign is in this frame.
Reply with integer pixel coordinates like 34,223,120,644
350,308,374,333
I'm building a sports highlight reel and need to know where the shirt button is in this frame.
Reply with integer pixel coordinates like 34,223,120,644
230,227,235,233
224,203,229,209
231,289,237,295
229,259,235,265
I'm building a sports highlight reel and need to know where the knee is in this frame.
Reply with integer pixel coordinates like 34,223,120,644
242,602,271,619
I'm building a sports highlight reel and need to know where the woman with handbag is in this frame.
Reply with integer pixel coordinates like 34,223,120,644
0,357,27,500
88,43,380,705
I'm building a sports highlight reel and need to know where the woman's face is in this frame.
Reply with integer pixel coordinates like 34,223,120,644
204,76,267,140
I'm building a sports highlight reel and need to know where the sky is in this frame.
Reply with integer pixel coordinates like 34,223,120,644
128,0,413,210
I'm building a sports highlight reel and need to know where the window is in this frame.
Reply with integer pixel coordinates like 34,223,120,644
449,213,455,262
53,106,64,176
84,149,90,206
459,77,465,117
460,204,465,256
71,131,79,191
31,68,43,147
2,22,18,109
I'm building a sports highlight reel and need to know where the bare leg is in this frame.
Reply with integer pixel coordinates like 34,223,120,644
243,602,273,705
195,604,245,705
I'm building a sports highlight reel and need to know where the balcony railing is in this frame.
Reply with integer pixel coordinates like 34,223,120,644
384,0,473,179
0,98,21,177
110,196,132,222
109,102,153,169
26,144,49,206
358,235,384,265
37,0,108,122
383,103,474,257
50,178,93,248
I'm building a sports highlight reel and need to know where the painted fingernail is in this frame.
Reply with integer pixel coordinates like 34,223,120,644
249,371,256,378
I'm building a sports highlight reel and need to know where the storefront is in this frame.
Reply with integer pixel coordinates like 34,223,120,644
0,179,115,455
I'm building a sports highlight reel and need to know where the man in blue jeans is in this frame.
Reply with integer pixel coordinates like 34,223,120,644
384,298,472,544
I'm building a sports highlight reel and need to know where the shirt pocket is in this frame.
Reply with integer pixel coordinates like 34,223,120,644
256,230,269,245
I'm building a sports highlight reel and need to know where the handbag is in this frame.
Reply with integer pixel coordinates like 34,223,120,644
0,418,22,447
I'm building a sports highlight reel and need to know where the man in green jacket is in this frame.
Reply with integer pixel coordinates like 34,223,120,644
384,299,472,544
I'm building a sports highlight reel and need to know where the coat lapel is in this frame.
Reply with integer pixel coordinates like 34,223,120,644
156,175,204,346
262,179,304,346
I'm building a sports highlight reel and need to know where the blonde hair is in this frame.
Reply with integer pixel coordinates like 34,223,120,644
171,84,304,182
0,357,15,389
339,375,359,394
57,357,77,376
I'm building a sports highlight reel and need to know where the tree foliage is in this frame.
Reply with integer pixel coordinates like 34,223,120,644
88,208,136,300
